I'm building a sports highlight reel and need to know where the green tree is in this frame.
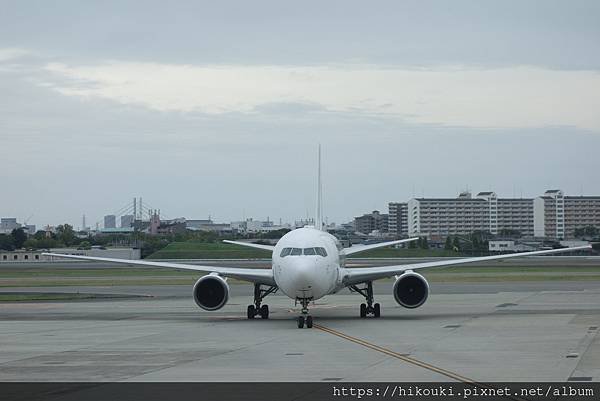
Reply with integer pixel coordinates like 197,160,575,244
34,230,47,240
11,228,27,249
259,228,291,239
0,234,15,251
420,236,429,249
36,238,61,249
408,238,417,249
140,236,169,258
452,236,461,251
56,224,77,246
444,236,453,250
23,239,38,249
79,241,91,250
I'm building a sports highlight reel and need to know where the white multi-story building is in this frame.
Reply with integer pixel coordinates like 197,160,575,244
534,190,600,239
405,189,598,239
496,197,534,237
408,191,491,237
408,191,535,238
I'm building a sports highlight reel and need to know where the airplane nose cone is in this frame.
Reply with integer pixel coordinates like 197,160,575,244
289,259,316,288
278,258,320,299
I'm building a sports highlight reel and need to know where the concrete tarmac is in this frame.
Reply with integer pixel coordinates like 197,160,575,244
1,281,599,382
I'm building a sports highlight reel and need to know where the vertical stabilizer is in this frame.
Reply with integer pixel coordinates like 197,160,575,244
315,145,324,231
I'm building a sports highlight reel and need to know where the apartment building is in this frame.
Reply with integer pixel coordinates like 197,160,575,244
405,189,598,239
388,202,408,237
353,210,388,235
408,191,493,237
534,190,600,238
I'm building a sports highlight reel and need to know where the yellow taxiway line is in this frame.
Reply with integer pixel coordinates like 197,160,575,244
314,323,527,401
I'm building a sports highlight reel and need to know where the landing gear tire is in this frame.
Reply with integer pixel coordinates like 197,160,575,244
298,316,305,328
306,315,313,328
260,305,269,319
352,282,380,318
249,284,277,320
247,305,255,319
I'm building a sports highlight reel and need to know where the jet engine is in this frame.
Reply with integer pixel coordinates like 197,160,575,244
193,275,229,311
393,271,429,309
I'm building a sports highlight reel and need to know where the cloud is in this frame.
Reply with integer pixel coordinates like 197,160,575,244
42,61,600,131
0,47,30,62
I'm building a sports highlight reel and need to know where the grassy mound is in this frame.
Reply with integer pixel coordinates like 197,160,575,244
148,241,271,259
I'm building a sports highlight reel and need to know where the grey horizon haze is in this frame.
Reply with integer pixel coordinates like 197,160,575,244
1,1,599,229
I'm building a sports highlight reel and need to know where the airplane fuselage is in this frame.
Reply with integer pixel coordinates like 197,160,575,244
272,226,345,301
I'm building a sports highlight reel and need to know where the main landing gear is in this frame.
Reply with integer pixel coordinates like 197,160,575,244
296,298,313,329
350,281,381,318
247,283,277,319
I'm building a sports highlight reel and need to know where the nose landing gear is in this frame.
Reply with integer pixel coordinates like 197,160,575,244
247,283,277,319
296,297,313,328
350,281,381,318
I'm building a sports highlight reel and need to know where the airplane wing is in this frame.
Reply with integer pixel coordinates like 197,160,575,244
344,237,420,256
341,245,592,286
222,240,275,252
42,253,275,285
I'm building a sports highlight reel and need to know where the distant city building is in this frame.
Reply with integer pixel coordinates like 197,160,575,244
388,202,408,237
120,214,134,228
186,219,232,233
104,215,116,229
156,221,186,235
495,196,534,237
99,227,135,234
294,218,315,229
404,189,599,239
231,218,289,234
353,210,388,235
408,191,534,238
488,240,536,252
149,210,160,235
24,225,36,235
534,190,600,239
0,250,42,262
0,218,20,234
186,219,214,230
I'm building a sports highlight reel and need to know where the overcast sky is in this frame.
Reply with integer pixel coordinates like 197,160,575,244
1,1,599,229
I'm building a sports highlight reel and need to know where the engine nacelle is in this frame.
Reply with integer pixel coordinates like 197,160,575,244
393,271,429,309
193,275,229,311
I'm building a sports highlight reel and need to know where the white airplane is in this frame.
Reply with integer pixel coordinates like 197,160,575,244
44,147,592,328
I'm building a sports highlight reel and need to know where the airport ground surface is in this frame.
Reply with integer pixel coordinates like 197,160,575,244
0,259,599,382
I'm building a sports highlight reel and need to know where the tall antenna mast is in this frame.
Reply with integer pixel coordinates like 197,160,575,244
316,144,323,231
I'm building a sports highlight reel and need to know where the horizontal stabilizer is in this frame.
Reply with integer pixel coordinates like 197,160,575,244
344,237,420,256
222,240,275,252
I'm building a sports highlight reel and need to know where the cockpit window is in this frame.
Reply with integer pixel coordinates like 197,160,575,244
280,247,327,257
315,247,328,257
